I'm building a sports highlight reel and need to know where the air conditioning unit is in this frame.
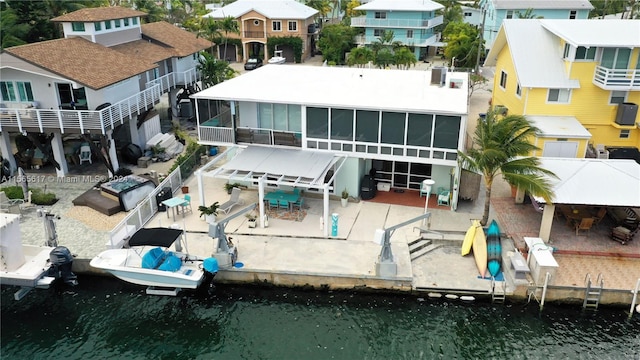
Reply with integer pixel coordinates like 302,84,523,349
495,105,508,116
615,102,638,126
431,66,446,86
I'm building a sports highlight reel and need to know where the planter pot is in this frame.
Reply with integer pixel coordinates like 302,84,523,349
341,198,348,207
248,219,256,228
182,186,189,194
205,214,216,224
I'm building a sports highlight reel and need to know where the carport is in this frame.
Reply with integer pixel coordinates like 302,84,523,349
197,146,348,236
530,158,640,242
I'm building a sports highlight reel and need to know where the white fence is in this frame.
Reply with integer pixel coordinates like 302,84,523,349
107,166,183,249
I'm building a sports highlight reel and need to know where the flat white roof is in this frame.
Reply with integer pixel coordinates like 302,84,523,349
204,0,317,19
528,115,591,139
193,65,469,115
540,19,640,47
533,158,640,207
356,0,443,12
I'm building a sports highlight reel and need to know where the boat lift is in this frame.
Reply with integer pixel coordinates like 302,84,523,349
208,203,257,269
376,212,441,277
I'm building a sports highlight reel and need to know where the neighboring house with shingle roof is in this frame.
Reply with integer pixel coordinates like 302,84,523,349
0,6,211,178
484,19,640,158
204,0,319,63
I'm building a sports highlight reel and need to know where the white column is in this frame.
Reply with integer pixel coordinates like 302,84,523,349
51,132,68,178
539,204,555,242
323,184,330,237
107,130,119,177
128,117,142,148
258,175,266,228
0,131,16,175
197,169,205,210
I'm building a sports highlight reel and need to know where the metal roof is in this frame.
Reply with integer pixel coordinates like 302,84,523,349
528,116,591,139
204,0,318,19
355,0,444,12
533,158,640,207
540,19,640,47
490,0,593,10
484,19,580,89
192,65,469,115
206,146,344,189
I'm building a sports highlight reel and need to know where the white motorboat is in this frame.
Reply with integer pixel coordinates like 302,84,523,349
90,227,218,295
268,50,286,64
0,211,78,300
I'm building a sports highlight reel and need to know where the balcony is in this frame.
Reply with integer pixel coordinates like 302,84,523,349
0,85,161,134
593,65,640,90
244,31,265,39
145,68,200,94
199,123,301,148
354,33,440,47
351,15,443,29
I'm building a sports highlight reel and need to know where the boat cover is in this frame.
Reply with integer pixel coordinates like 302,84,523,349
128,228,183,248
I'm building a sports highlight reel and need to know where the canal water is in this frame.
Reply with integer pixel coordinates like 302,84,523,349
2,276,639,359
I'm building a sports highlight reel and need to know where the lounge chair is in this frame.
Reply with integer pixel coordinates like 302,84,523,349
218,187,244,215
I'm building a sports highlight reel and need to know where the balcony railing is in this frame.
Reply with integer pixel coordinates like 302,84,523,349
145,68,200,94
351,15,443,29
244,31,265,38
198,124,302,148
593,65,640,90
0,85,161,134
354,33,439,47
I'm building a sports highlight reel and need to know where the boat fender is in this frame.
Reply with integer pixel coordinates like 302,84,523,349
203,257,219,274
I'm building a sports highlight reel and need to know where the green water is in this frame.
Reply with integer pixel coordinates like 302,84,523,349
2,276,639,359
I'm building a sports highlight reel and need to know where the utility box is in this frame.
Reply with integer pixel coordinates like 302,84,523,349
524,237,558,285
615,102,638,126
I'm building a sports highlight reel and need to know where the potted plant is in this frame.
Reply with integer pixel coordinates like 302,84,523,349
224,182,243,194
245,212,257,228
198,202,220,224
341,188,349,207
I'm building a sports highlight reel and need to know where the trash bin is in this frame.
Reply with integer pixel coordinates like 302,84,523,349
331,213,339,237
156,186,171,212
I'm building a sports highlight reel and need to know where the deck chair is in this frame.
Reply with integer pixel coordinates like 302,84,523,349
180,194,193,215
79,145,92,165
437,190,451,206
574,217,594,236
218,187,244,214
592,207,607,228
0,191,24,215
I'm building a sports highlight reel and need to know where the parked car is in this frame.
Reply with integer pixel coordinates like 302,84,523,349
244,58,263,70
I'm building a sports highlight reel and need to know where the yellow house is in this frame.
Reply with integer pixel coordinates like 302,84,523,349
485,19,640,158
203,0,319,63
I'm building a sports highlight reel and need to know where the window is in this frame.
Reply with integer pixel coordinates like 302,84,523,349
374,12,387,19
499,70,507,89
407,113,433,147
620,130,630,139
132,17,138,25
374,29,383,37
123,18,129,26
569,10,577,19
380,112,405,145
506,10,514,19
407,29,413,38
516,83,521,97
0,82,16,101
563,43,571,59
114,19,121,28
0,81,33,102
331,108,354,140
575,46,596,60
94,22,101,31
610,91,627,104
433,115,461,150
272,21,282,31
72,22,85,31
306,107,328,138
288,21,297,31
547,89,571,103
105,20,111,29
355,110,379,143
16,82,33,102
464,12,472,17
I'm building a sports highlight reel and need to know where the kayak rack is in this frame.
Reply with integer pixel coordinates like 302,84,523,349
583,273,604,311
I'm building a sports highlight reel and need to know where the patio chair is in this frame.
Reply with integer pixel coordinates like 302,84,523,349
218,187,244,215
279,199,290,212
574,217,594,236
437,190,450,206
268,199,279,212
79,145,92,165
292,197,304,211
181,194,193,215
592,207,607,228
0,191,24,215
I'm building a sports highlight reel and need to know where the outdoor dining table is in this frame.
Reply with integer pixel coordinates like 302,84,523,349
559,205,593,225
264,191,299,210
162,196,185,221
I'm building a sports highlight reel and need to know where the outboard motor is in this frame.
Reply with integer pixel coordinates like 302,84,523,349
47,246,78,287
202,257,219,295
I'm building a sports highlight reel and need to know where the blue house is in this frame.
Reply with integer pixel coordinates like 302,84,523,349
351,0,444,59
480,0,593,52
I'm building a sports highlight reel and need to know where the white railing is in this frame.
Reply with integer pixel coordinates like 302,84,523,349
593,65,640,89
354,33,439,47
107,167,182,249
145,68,200,93
198,126,234,144
0,85,161,134
351,15,443,29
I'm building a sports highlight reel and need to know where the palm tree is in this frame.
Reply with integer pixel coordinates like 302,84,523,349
197,52,237,89
516,8,544,19
307,0,332,19
197,17,221,55
393,47,417,70
219,16,240,61
347,46,374,67
458,111,557,225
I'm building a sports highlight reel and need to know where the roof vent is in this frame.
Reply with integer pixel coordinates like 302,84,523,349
431,67,447,86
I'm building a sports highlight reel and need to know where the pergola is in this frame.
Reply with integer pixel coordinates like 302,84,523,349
531,158,640,242
197,146,347,236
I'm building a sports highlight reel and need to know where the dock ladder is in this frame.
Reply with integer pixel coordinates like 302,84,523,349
491,277,506,304
630,278,640,319
583,273,604,310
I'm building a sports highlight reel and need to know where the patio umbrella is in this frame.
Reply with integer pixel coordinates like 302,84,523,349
17,167,28,201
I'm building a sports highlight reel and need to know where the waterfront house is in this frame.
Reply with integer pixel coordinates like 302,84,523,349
484,19,640,158
0,6,210,177
351,0,445,60
192,65,469,235
203,0,319,63
479,0,593,52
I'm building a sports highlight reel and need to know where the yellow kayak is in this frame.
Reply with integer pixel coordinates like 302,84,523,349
472,222,487,278
461,220,479,256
